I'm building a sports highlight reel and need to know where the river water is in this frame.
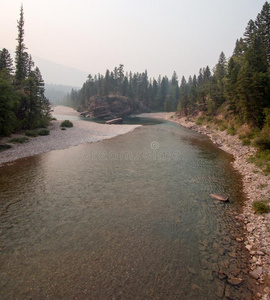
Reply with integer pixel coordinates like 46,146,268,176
0,120,253,299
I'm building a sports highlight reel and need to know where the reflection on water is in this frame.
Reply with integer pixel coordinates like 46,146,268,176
0,122,253,299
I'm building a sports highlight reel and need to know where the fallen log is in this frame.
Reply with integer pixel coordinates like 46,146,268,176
106,118,123,125
210,193,229,202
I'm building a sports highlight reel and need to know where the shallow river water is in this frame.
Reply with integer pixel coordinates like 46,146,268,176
0,120,254,299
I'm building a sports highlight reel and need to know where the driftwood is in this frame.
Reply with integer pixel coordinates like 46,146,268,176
106,118,123,125
210,193,229,202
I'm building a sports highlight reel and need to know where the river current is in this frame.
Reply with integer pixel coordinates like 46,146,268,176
0,119,253,299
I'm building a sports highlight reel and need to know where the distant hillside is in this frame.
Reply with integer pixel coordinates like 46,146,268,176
2,49,88,86
45,84,79,105
32,55,88,86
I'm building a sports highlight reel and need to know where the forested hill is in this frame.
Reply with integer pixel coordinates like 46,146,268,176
64,66,180,113
65,2,270,129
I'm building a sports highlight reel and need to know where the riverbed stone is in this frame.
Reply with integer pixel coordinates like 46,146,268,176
218,271,228,280
227,277,243,286
187,267,197,275
249,270,260,280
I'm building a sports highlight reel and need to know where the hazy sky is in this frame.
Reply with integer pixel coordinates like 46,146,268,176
0,0,267,83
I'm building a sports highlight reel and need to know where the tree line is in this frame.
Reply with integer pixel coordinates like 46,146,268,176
65,2,270,130
0,6,50,137
178,1,270,129
64,65,180,113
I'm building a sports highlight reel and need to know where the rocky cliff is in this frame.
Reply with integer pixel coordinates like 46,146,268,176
78,95,149,119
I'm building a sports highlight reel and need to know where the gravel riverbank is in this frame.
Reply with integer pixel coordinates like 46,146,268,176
0,106,141,166
139,112,270,299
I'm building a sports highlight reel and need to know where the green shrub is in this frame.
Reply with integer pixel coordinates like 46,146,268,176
252,201,270,214
25,130,38,137
0,144,12,152
9,137,29,144
219,124,227,131
254,129,270,151
242,138,251,146
227,125,236,136
61,127,66,130
196,116,205,126
51,117,57,121
248,149,270,175
61,120,73,128
38,129,50,136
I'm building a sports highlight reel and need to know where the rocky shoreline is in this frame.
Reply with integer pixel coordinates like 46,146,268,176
140,112,270,299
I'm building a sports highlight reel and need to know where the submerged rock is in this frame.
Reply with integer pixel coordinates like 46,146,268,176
187,266,197,275
227,277,243,286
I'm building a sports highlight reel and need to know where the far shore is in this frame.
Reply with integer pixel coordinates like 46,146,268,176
0,106,141,166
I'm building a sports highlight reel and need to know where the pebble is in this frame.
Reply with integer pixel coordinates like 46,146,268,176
249,270,260,280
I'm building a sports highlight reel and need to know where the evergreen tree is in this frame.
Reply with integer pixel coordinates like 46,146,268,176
178,76,188,115
0,77,19,136
212,52,227,106
0,48,14,75
243,20,257,49
233,38,245,57
15,5,27,84
256,1,270,64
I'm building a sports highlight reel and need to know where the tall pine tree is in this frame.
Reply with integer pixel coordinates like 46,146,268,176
15,5,27,84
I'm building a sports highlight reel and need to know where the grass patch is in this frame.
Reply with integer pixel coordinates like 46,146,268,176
254,130,270,151
242,138,251,146
252,200,270,214
25,130,38,137
248,150,270,175
0,144,12,152
219,123,227,131
9,137,29,144
258,183,268,190
196,116,205,126
239,128,259,140
38,129,50,136
61,120,73,128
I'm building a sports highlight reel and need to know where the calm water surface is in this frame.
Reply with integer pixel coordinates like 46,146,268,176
0,121,253,299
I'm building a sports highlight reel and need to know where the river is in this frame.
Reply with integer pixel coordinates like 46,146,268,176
0,119,253,299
